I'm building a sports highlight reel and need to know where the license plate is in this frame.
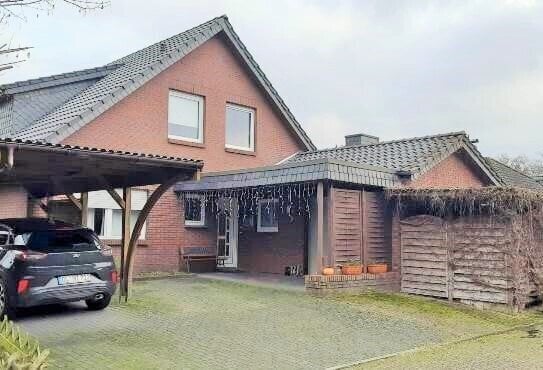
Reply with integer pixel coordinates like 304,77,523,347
57,274,92,285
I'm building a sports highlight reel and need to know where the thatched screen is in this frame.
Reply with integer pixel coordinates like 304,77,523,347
387,187,543,310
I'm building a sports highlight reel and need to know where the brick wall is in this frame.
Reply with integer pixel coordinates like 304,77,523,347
305,272,400,293
0,186,28,218
410,150,490,188
62,35,305,171
28,198,48,218
58,35,307,273
238,214,306,274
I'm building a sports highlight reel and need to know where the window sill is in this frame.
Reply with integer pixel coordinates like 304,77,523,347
225,147,256,156
168,138,205,148
184,224,208,229
102,239,149,247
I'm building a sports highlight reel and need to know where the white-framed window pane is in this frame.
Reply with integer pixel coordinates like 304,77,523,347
226,104,254,150
111,210,144,239
184,195,205,227
111,209,122,239
168,91,203,142
93,208,105,236
257,199,278,232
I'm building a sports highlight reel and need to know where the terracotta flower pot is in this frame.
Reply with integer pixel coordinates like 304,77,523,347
322,267,335,276
342,265,363,275
367,263,388,274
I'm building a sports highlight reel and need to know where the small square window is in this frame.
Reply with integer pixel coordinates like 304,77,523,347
226,104,255,151
257,199,278,232
185,195,206,227
168,91,204,143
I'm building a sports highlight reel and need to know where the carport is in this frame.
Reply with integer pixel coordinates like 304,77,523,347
0,138,202,299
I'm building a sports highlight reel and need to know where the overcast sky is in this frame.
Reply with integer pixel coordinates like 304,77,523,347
2,0,542,158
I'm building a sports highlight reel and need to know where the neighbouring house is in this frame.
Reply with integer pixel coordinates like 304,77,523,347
1,15,542,310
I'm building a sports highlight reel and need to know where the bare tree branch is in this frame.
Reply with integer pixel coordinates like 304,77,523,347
0,0,109,74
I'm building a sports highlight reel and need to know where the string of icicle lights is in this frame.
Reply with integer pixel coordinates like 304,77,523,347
178,182,317,222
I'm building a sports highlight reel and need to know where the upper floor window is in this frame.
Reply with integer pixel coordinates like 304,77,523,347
168,90,204,143
226,104,255,152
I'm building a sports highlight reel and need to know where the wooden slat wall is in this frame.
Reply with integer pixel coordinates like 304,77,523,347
400,216,448,298
331,189,362,264
451,221,509,304
400,216,513,305
365,191,391,265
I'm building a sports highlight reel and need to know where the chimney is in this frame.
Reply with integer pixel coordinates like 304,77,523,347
345,133,379,146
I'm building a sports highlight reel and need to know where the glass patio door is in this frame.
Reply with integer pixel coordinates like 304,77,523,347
217,199,238,268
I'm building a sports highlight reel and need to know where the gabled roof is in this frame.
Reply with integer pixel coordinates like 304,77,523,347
287,131,501,185
11,16,315,150
486,158,543,190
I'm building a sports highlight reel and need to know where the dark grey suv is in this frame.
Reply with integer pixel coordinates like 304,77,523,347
0,218,117,318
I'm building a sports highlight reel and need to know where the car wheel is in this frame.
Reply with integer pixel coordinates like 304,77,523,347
0,279,14,319
85,293,111,311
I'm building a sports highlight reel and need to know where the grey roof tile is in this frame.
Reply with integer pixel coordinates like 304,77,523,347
486,158,543,190
287,131,501,184
11,16,315,150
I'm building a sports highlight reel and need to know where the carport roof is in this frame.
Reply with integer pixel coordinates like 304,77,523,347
0,138,203,197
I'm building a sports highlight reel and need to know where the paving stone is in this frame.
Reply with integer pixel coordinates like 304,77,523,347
18,278,441,369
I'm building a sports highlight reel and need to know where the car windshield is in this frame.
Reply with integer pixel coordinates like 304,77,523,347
18,229,101,253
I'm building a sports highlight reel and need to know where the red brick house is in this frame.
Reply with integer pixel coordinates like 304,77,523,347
0,16,314,272
1,15,541,286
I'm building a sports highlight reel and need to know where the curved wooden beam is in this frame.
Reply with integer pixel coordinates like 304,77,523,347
121,171,196,298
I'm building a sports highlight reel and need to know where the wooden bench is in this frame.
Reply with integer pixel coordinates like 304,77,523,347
180,246,217,273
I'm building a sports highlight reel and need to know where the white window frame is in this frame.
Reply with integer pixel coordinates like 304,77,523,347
184,194,206,227
257,199,279,233
168,90,204,143
225,103,255,152
87,208,147,240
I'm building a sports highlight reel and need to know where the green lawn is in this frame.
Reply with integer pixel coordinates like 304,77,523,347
356,325,543,369
333,291,542,341
18,277,543,369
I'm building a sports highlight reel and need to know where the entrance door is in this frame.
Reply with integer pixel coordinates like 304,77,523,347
217,199,238,269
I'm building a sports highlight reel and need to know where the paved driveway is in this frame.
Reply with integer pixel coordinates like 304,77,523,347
17,277,448,369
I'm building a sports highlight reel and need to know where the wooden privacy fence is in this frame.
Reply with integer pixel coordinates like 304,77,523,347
330,188,391,269
400,214,541,309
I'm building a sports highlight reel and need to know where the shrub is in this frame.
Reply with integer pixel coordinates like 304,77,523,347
0,317,49,369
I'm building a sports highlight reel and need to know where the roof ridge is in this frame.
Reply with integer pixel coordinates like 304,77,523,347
298,131,467,156
0,64,122,91
108,15,226,66
14,16,226,142
12,14,316,151
216,17,315,150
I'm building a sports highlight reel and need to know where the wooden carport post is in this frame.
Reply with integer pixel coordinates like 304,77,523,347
315,181,324,274
120,188,131,299
91,187,131,300
122,170,201,300
66,192,89,227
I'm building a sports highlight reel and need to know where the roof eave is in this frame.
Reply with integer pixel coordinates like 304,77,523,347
217,17,316,151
